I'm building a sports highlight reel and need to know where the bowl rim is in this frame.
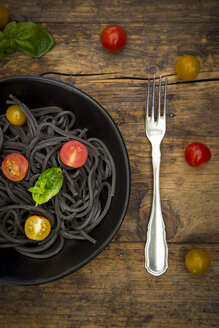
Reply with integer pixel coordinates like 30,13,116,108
0,74,131,285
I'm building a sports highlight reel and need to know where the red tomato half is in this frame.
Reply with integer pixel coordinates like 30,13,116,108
60,140,88,168
185,142,211,167
1,153,29,181
101,25,127,52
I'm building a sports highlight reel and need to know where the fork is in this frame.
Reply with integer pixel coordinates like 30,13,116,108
144,76,168,276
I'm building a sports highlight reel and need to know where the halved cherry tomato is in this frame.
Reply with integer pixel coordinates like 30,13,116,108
185,248,211,275
25,215,51,241
101,25,127,52
176,55,200,81
60,140,88,168
1,153,29,181
0,3,9,29
6,104,27,126
185,142,211,167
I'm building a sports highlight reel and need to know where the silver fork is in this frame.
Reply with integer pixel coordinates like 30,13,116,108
144,76,168,276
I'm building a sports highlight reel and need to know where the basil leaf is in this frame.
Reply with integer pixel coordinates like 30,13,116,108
0,32,4,58
0,39,16,57
4,39,16,54
28,168,63,206
0,49,4,59
0,23,17,58
15,22,55,58
16,22,37,40
3,21,17,39
0,21,55,60
0,40,5,58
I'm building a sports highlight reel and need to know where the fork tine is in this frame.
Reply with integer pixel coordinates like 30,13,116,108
151,76,156,121
158,76,161,119
146,78,150,120
163,77,167,118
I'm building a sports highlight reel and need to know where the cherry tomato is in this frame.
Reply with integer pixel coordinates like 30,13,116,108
6,104,27,126
1,153,29,181
25,215,51,241
185,142,211,167
60,140,88,168
185,248,211,275
176,55,200,81
0,3,9,29
101,25,127,52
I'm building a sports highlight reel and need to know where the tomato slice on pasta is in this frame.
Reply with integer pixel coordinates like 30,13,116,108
1,153,28,181
60,140,88,168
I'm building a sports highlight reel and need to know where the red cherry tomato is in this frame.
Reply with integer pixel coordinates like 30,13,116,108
185,142,211,167
60,140,88,168
101,25,127,52
1,153,29,181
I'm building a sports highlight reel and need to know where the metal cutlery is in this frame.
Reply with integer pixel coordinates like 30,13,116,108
144,76,168,276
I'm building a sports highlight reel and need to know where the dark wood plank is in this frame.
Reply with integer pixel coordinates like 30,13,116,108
0,243,218,328
5,0,219,24
1,21,218,79
43,76,219,137
3,0,219,79
1,5,219,79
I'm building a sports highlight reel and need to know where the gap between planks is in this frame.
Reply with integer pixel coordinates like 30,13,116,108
40,71,219,84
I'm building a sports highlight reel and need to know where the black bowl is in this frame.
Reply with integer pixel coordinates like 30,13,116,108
0,75,130,285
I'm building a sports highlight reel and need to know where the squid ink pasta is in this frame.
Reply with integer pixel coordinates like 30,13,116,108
0,94,116,258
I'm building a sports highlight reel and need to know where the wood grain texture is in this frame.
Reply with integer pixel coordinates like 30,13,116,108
0,243,218,328
1,21,218,79
0,0,219,327
5,0,219,24
1,0,219,78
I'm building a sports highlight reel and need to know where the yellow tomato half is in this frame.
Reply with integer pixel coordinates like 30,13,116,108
0,3,9,29
185,248,211,276
6,105,27,126
25,216,51,241
176,55,200,81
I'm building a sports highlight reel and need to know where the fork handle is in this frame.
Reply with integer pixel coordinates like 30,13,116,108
145,141,168,276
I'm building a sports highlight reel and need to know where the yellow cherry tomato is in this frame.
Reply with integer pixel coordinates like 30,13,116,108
25,216,51,241
176,55,200,81
0,3,9,29
6,105,27,126
185,248,210,275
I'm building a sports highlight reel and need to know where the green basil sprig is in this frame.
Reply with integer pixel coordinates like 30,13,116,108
28,168,63,206
0,21,55,59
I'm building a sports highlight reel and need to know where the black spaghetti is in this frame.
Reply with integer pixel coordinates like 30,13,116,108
0,94,116,258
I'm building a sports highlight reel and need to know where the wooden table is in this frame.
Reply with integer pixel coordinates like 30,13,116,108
0,1,218,327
